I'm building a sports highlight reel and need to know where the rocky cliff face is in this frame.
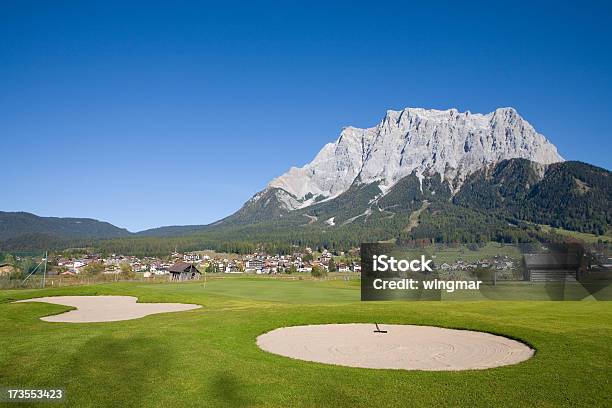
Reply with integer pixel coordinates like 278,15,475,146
265,107,563,210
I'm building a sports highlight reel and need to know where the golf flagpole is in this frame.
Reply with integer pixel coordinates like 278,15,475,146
42,251,48,288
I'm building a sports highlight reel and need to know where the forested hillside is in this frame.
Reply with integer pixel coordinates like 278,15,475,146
0,212,131,240
453,160,611,235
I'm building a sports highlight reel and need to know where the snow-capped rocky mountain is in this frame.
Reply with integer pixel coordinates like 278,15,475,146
221,108,563,228
267,108,563,208
264,107,563,210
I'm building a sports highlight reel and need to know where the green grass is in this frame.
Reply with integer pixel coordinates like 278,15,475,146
426,242,523,264
1,278,611,407
537,224,612,243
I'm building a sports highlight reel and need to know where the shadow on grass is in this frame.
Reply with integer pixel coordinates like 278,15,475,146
66,334,173,407
211,372,254,407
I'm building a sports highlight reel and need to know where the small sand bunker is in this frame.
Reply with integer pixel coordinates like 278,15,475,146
15,296,201,323
257,323,534,371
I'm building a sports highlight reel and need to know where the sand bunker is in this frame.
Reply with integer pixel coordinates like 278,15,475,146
15,296,201,323
257,323,534,371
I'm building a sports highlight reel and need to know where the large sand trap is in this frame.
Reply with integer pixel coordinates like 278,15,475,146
257,323,534,371
15,296,201,323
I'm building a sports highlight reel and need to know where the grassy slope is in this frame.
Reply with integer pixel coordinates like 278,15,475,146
536,224,612,243
421,242,523,264
0,279,611,408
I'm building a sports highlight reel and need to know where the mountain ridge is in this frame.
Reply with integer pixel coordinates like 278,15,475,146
260,107,563,213
0,211,131,241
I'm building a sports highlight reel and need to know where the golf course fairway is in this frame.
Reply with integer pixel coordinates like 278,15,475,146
1,277,610,407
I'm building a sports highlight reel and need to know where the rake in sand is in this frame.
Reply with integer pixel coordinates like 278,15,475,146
373,323,387,333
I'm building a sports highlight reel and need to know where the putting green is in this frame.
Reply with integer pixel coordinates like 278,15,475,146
1,278,611,407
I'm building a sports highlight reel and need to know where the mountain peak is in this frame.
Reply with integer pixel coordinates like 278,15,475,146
266,107,563,210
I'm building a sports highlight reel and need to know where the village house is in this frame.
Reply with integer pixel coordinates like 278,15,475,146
245,259,264,272
60,270,76,276
524,252,582,282
131,262,147,272
319,251,332,264
150,263,170,275
169,262,201,281
57,258,71,267
0,263,16,276
298,262,313,273
103,265,120,274
183,253,201,262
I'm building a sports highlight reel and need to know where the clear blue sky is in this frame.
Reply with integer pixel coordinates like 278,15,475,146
1,1,611,231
